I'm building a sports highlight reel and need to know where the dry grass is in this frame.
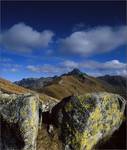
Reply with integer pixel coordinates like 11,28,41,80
0,77,59,103
38,75,107,100
37,124,62,150
0,78,30,94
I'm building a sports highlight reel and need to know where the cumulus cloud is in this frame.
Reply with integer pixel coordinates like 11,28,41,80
0,23,54,52
26,61,78,75
62,59,126,76
26,59,126,77
60,26,127,56
79,60,126,70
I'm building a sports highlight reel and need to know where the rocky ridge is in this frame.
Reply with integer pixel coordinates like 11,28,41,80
14,69,127,100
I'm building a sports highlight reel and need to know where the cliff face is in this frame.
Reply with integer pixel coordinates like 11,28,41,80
0,91,126,150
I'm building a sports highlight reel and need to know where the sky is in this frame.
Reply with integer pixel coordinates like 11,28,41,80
0,1,127,81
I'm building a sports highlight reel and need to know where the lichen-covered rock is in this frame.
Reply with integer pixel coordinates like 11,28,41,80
0,91,40,150
51,92,126,150
0,90,59,150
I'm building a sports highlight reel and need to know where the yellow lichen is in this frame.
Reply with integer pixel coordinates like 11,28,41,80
78,93,124,150
90,107,102,121
65,102,73,112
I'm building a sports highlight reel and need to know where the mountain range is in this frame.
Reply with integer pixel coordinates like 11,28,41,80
14,68,127,99
0,68,126,150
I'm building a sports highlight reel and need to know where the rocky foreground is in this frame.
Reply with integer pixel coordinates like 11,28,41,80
0,91,126,150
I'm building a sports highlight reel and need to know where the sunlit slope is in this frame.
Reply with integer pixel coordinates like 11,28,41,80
37,75,111,99
0,77,59,104
0,78,30,94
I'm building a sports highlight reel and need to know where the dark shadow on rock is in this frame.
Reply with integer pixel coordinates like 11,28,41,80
42,111,51,125
0,116,25,150
96,120,126,149
51,96,73,127
97,106,126,149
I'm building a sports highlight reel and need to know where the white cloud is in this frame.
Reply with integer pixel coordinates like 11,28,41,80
26,65,39,72
10,68,18,72
62,60,78,69
1,63,21,73
0,23,54,52
62,59,126,76
26,64,64,74
102,60,126,69
60,26,127,56
79,59,126,70
26,59,126,77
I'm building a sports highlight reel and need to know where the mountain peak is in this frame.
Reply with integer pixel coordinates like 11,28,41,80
68,68,82,75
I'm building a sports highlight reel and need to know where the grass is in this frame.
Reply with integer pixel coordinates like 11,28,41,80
37,124,62,150
0,78,30,94
37,75,107,100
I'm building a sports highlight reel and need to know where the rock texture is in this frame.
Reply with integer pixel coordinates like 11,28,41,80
51,92,126,150
0,90,126,150
0,91,40,150
0,90,59,150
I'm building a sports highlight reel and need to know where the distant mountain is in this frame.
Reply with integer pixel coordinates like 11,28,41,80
14,68,85,91
14,76,57,90
98,75,126,88
14,69,109,99
98,75,127,98
14,69,126,100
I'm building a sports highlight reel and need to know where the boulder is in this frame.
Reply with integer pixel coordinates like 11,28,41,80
0,91,126,150
51,92,126,150
0,91,59,150
0,92,40,150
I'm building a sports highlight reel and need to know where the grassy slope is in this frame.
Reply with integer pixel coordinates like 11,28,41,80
37,75,114,100
0,77,58,103
0,78,30,94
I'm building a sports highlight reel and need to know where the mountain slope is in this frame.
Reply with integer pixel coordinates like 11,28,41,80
14,69,127,100
0,78,30,94
14,77,56,90
98,75,127,98
38,75,106,99
14,69,111,99
0,77,59,104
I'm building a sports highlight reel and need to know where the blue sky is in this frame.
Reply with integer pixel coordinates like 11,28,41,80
0,1,127,81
